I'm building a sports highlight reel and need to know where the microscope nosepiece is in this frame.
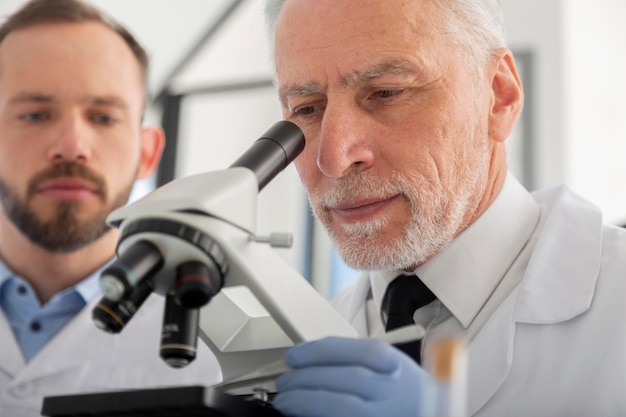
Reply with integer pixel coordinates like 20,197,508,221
174,260,223,309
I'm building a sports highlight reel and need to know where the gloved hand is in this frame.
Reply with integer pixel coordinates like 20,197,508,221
272,336,447,417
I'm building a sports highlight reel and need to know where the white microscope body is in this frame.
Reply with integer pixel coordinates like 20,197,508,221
92,121,357,396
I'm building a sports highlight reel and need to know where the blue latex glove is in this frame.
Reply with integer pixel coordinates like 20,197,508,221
273,336,447,417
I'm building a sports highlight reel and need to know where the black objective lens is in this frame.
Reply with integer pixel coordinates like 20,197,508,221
160,293,199,368
93,278,154,333
100,240,164,302
174,260,223,309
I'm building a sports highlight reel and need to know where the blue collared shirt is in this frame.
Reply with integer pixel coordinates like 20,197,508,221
0,260,105,362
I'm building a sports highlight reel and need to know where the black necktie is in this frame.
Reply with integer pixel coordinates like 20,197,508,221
384,274,437,364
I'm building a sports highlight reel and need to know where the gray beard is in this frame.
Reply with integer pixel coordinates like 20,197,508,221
308,146,490,271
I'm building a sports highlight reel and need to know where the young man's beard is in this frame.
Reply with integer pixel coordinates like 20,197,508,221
0,163,133,253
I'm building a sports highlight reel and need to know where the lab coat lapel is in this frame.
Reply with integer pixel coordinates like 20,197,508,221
515,185,602,323
331,274,371,337
0,310,25,378
465,286,518,416
15,299,108,383
466,185,602,415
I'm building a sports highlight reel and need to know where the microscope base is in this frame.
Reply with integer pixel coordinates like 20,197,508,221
41,385,283,417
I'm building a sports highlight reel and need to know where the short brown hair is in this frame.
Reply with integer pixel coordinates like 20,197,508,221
0,0,150,97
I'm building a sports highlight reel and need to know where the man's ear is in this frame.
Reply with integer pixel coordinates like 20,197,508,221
137,126,165,180
488,48,524,143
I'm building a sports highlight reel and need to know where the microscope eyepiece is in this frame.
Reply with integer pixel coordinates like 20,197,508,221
229,120,304,191
100,240,164,302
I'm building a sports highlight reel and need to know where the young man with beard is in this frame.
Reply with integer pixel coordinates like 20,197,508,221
0,1,220,415
264,0,626,416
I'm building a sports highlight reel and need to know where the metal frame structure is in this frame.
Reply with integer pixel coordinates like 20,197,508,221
155,0,249,187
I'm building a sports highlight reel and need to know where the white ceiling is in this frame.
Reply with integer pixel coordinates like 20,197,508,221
0,0,272,97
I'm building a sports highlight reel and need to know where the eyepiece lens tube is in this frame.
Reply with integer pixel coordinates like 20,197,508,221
174,260,223,309
229,120,304,191
100,240,164,302
92,278,154,334
160,293,199,368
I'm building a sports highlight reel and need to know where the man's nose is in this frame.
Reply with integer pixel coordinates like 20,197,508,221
47,114,92,163
316,103,375,178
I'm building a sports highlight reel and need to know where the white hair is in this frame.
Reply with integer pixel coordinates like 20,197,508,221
264,0,506,74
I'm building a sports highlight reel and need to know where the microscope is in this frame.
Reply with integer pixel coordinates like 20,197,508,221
41,121,358,416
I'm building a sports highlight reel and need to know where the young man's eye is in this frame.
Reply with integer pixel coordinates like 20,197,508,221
92,114,116,125
20,112,49,122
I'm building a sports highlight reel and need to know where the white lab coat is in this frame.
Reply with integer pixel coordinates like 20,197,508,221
0,294,222,417
333,185,626,416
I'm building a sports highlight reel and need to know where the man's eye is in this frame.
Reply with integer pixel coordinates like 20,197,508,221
295,106,317,116
293,103,325,118
371,89,402,99
92,114,116,125
20,112,49,122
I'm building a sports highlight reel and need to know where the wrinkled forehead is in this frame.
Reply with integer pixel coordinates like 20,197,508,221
275,0,449,60
276,0,426,44
273,0,451,87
